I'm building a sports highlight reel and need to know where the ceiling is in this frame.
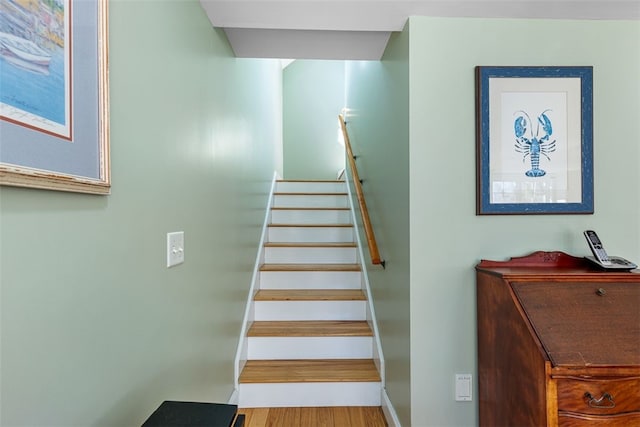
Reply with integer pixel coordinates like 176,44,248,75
199,1,640,60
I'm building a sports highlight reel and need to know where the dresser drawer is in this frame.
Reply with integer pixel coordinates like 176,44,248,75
556,377,640,415
558,412,640,427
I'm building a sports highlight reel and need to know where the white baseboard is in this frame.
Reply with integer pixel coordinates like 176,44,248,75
228,388,239,405
382,388,402,427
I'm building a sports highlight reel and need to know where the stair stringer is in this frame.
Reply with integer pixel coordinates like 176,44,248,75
229,171,279,404
342,176,385,380
343,175,402,427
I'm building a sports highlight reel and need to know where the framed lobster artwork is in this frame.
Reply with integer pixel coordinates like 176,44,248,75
475,66,593,215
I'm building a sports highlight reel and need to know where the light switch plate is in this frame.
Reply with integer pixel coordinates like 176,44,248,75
167,231,184,267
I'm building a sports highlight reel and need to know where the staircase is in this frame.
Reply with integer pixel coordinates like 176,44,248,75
236,179,383,408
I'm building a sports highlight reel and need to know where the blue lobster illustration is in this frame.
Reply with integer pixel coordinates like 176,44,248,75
513,109,556,177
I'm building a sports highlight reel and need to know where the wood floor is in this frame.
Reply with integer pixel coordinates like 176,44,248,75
237,406,388,427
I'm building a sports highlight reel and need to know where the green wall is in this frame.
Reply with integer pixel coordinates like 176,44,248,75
409,18,639,426
344,28,411,426
283,60,346,179
345,17,640,426
0,1,282,425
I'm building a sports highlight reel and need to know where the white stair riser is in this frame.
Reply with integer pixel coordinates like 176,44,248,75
271,209,351,224
238,382,381,407
264,247,358,264
268,226,353,243
273,194,348,208
276,182,346,193
259,271,362,290
247,337,373,360
254,301,366,321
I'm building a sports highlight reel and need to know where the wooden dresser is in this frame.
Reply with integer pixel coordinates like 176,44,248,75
476,251,640,426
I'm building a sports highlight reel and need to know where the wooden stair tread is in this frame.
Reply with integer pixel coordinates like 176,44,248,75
271,207,350,211
264,242,356,248
239,359,380,383
247,321,373,337
260,263,361,272
268,223,353,228
277,180,342,183
254,289,366,301
274,192,347,196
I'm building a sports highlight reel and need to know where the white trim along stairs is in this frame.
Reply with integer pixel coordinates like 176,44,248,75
229,173,400,426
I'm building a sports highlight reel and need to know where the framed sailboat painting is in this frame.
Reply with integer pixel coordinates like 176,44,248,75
0,0,110,194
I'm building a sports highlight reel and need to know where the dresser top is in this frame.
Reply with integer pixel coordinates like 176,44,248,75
476,251,640,280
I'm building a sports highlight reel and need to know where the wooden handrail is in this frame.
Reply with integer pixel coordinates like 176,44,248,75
338,114,385,268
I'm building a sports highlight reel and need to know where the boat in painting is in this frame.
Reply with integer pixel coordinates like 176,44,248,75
0,31,51,75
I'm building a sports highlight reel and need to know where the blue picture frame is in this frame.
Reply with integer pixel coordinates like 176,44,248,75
0,0,110,195
475,66,593,215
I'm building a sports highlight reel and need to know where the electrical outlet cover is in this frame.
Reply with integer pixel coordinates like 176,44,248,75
455,374,472,401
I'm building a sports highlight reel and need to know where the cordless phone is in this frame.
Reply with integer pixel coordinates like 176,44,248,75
584,230,611,265
583,230,637,270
